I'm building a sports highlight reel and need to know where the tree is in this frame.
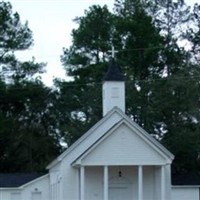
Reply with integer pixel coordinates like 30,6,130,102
114,0,165,80
0,2,62,172
187,3,200,64
0,1,33,81
0,81,62,172
113,0,200,174
61,5,114,75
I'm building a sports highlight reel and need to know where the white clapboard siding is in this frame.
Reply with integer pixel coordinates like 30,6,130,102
172,187,199,200
81,123,167,166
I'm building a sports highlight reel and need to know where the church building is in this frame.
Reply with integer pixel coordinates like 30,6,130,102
0,58,200,200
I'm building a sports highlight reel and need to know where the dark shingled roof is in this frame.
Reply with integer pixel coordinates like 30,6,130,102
104,58,124,81
0,173,45,187
172,173,200,186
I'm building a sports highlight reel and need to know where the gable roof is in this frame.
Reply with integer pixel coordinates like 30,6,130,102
72,117,174,166
0,173,44,188
47,107,174,169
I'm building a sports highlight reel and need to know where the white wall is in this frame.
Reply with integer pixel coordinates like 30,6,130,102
172,187,199,200
0,189,22,200
59,163,79,200
22,175,49,200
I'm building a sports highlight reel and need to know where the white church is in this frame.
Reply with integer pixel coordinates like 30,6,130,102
0,58,200,200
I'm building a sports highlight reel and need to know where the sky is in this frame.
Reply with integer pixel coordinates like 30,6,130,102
10,0,198,86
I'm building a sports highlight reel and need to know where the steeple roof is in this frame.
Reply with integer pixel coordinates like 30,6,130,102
103,58,124,81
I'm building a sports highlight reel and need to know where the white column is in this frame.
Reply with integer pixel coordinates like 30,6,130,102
104,166,108,200
80,166,85,200
138,165,143,200
161,165,165,200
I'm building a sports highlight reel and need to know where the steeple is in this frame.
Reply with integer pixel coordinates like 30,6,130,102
102,57,125,116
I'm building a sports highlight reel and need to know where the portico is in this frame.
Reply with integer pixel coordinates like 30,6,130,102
78,165,169,200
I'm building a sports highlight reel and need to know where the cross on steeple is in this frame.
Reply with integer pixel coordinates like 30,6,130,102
108,46,118,58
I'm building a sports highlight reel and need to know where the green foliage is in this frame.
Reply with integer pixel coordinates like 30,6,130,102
54,63,106,146
61,5,113,76
0,2,61,172
187,3,200,64
0,79,63,172
0,2,33,81
0,2,32,52
114,0,165,79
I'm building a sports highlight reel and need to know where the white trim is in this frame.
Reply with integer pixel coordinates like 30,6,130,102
172,185,200,188
0,188,22,190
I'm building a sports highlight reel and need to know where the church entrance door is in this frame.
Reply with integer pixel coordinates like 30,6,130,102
109,186,131,200
108,176,132,200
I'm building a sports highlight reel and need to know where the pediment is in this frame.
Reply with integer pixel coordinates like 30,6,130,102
72,119,173,166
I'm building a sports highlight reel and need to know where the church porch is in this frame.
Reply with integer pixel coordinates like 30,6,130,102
78,165,168,200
